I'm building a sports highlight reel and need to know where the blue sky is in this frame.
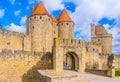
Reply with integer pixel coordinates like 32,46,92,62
0,0,120,54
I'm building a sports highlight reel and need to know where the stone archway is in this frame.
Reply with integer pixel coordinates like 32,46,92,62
63,52,79,71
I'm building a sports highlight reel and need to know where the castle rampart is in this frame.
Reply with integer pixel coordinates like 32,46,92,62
0,1,119,82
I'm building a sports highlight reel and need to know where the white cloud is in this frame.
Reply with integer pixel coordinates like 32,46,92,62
14,10,21,16
5,23,26,33
10,0,15,5
68,0,120,54
4,16,27,33
0,9,5,18
42,0,64,12
28,0,64,13
20,16,27,25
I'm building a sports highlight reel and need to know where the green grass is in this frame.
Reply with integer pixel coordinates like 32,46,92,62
115,69,120,76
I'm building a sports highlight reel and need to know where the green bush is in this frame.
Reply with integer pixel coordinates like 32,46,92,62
115,70,120,76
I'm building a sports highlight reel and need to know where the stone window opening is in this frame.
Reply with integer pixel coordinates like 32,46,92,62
71,40,73,43
34,16,36,19
7,42,10,45
66,23,68,25
40,16,42,19
98,39,100,42
33,26,34,29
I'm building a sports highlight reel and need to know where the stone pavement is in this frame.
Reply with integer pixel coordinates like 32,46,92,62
69,71,120,82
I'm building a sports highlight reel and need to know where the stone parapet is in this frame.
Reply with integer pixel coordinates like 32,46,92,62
55,38,86,48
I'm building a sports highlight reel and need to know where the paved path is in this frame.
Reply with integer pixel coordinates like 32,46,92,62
69,71,120,82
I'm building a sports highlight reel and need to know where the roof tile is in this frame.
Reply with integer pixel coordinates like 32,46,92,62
50,15,58,23
58,9,72,22
95,26,107,35
31,1,48,15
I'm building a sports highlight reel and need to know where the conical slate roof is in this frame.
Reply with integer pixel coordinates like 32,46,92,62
31,1,48,15
50,15,58,23
58,9,72,22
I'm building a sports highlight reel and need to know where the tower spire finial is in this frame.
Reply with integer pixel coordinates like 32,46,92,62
32,3,34,12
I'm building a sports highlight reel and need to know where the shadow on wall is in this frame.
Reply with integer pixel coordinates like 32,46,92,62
22,52,53,82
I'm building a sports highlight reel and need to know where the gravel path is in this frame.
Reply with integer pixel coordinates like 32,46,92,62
69,71,120,82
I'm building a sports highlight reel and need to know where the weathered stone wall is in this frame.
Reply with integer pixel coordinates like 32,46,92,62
53,38,86,72
27,15,53,52
91,24,112,54
114,55,120,69
0,30,24,52
101,34,112,54
58,22,74,39
0,49,53,82
85,42,111,70
86,42,102,69
52,22,58,38
23,34,31,51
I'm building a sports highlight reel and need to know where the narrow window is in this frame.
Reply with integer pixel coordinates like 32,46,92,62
40,16,42,19
66,23,68,25
7,42,10,45
34,16,36,19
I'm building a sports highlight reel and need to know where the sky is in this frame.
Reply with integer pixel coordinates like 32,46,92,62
0,0,120,54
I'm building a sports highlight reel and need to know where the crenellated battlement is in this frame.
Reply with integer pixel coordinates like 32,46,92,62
87,42,101,46
0,49,44,61
86,42,102,53
54,38,86,47
0,30,25,37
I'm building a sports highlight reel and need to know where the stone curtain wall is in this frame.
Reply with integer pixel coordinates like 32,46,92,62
0,49,53,82
114,55,120,69
0,30,24,52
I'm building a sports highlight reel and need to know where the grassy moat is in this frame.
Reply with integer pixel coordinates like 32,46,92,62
115,69,120,76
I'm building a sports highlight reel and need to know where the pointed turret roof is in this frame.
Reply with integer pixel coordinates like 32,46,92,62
58,9,72,22
50,15,58,23
31,1,48,15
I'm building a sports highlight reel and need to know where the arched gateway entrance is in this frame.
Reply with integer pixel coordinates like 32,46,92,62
53,38,86,73
63,52,79,71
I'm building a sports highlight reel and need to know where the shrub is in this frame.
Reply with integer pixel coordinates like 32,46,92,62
115,69,120,76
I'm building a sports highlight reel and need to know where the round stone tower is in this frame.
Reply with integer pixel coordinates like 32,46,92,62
27,1,53,52
58,9,74,39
